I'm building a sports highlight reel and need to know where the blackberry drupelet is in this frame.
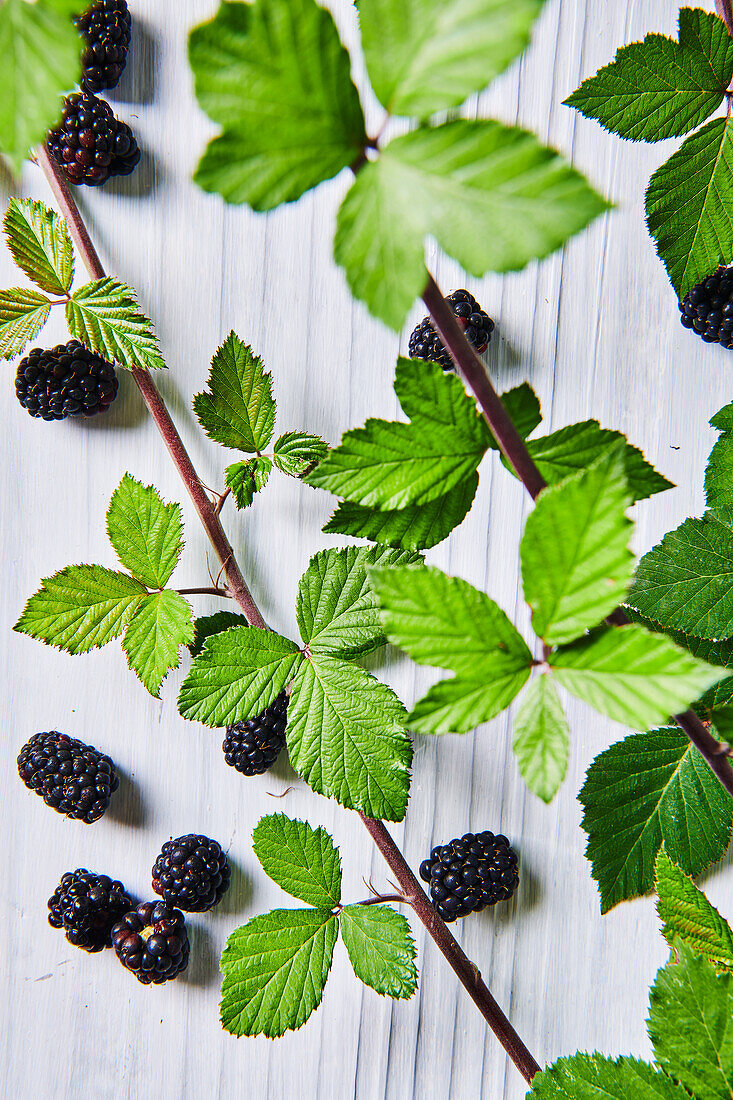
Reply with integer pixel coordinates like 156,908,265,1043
419,831,519,922
48,869,132,952
152,834,231,913
47,92,141,187
15,341,119,421
408,289,495,371
111,902,189,984
76,0,131,93
223,691,288,776
17,731,119,823
679,266,733,348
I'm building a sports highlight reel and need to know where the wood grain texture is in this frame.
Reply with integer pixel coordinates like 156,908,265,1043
2,2,732,1097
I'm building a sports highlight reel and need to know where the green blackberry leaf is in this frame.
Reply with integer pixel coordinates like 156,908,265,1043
529,1053,692,1098
550,624,723,730
272,432,328,477
485,382,542,450
511,676,569,803
649,943,733,1100
409,671,531,735
106,475,184,589
335,119,609,331
564,9,733,143
0,0,81,173
190,0,366,209
225,456,272,509
252,814,341,908
712,402,733,434
623,614,733,712
177,626,301,727
579,727,733,912
394,358,490,438
3,199,74,295
194,332,275,453
357,0,543,119
66,278,165,371
287,654,412,822
520,446,634,645
656,848,733,972
340,905,417,1000
188,611,250,658
296,546,421,660
220,908,338,1038
122,591,194,698
705,432,733,526
0,287,51,359
14,565,146,655
646,117,733,298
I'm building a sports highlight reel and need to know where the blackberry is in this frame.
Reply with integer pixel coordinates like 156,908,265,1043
679,266,733,348
15,341,119,421
17,731,119,823
47,92,141,187
76,0,131,93
111,902,189,984
48,869,132,952
223,691,288,776
152,834,231,913
419,831,519,922
409,290,495,371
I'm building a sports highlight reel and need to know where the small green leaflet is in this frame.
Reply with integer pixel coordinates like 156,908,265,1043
646,117,733,298
655,848,733,972
14,565,146,655
393,357,490,437
193,332,275,453
357,0,543,119
339,905,417,1000
712,402,733,435
65,278,165,371
706,433,733,525
512,676,569,803
579,727,733,912
190,0,366,209
106,475,184,590
0,288,51,359
225,457,272,509
3,198,74,295
624,615,733,713
272,432,328,477
564,9,733,144
188,611,249,658
122,591,194,697
252,815,341,908
529,1053,690,1099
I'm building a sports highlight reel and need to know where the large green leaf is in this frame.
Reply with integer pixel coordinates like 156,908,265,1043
529,1054,692,1099
122,591,194,697
106,475,184,589
655,848,733,972
252,814,342,908
511,676,569,803
193,331,275,453
65,278,165,371
3,198,74,295
340,904,417,1000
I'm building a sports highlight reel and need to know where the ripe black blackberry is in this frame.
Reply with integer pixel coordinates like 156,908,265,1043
76,0,131,93
15,341,119,421
419,831,519,922
48,869,132,952
679,266,733,348
223,691,288,776
408,290,495,371
17,731,119,823
111,902,189,984
152,834,231,913
47,92,141,187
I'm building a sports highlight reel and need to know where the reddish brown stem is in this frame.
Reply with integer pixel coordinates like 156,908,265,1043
717,0,733,37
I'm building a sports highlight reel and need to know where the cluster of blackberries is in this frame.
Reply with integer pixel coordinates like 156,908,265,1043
223,691,288,776
76,0,131,93
15,341,119,420
420,831,519,922
17,731,119,823
409,289,495,371
679,267,733,349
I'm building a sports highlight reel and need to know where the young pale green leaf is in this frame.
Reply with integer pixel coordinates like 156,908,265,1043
529,1053,691,1099
3,198,74,295
252,814,341,908
14,565,146,655
220,908,338,1038
624,613,733,712
646,117,733,298
357,0,543,119
579,728,733,912
564,9,733,143
340,905,417,1000
296,546,421,659
550,624,723,731
649,943,733,1100
655,847,733,971
193,332,275,453
409,671,531,735
177,626,301,727
225,457,272,509
122,591,194,697
190,0,366,209
0,0,81,173
272,432,328,477
188,611,250,659
520,447,634,645
393,357,490,442
0,288,51,358
485,382,542,450
106,474,184,589
511,676,569,803
287,654,412,822
65,278,165,371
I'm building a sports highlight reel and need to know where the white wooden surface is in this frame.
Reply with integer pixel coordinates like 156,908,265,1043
2,1,732,1096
